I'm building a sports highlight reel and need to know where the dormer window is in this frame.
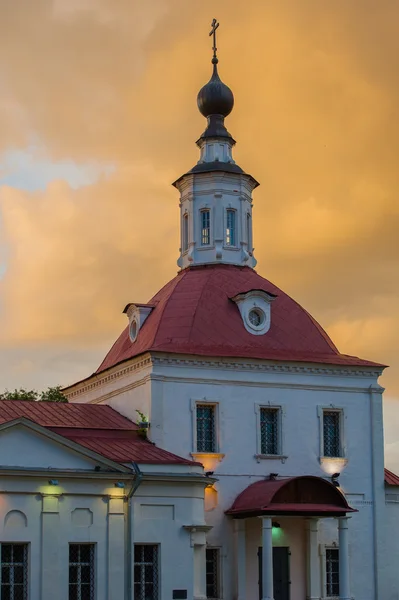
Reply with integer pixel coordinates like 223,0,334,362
201,209,210,245
231,290,276,336
226,209,236,246
123,303,155,343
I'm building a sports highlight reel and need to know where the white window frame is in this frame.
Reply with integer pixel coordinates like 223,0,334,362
191,399,224,460
182,212,189,253
0,543,29,600
205,546,222,600
225,208,237,247
133,544,159,600
69,543,96,600
200,208,211,246
318,406,347,462
254,403,287,462
320,544,340,600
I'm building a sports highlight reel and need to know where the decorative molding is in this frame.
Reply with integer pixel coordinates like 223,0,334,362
191,453,225,463
151,356,383,379
254,454,288,464
63,355,153,399
64,353,382,401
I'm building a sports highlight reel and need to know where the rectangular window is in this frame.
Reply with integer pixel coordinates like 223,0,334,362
246,212,252,250
323,410,341,457
325,548,339,597
206,548,220,599
201,210,210,245
226,209,236,246
182,214,189,252
196,404,216,453
1,544,28,600
69,543,95,600
134,545,159,600
260,407,279,455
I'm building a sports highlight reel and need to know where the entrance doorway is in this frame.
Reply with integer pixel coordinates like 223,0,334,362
258,546,290,600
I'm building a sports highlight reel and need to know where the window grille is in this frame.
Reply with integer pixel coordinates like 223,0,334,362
323,411,341,457
134,545,159,600
226,209,236,246
201,210,210,245
1,543,28,600
69,544,95,600
260,408,279,455
196,404,216,452
326,548,339,597
182,214,189,252
206,548,220,599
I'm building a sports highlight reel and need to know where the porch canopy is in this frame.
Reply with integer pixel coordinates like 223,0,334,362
226,475,355,518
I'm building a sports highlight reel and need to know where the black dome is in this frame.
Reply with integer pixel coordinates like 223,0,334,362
197,63,234,118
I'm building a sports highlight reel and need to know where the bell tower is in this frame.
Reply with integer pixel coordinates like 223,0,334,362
173,19,259,270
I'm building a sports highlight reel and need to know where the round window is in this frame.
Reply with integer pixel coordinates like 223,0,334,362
129,319,138,342
248,308,265,328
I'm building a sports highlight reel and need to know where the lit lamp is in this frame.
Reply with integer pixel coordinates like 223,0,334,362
48,479,59,486
331,473,340,487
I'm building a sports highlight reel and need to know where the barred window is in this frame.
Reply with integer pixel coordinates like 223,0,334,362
201,210,210,245
326,548,339,597
206,548,220,599
182,214,189,252
69,544,95,600
323,411,341,457
226,209,236,246
1,543,28,600
134,545,159,600
196,404,216,453
260,408,279,455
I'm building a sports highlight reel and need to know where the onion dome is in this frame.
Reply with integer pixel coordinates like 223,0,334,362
197,59,234,119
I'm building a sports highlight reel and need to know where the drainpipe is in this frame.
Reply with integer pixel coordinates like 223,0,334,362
126,462,143,600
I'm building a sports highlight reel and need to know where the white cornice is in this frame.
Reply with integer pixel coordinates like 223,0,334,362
63,355,153,399
63,353,383,403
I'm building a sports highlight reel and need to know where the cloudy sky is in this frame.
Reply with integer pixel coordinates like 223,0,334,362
0,1,398,460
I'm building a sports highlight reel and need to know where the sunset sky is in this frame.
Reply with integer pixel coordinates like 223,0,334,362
0,1,398,460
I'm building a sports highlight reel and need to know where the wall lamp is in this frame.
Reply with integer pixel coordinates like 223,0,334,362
272,521,281,529
48,479,59,486
115,481,125,489
331,473,340,487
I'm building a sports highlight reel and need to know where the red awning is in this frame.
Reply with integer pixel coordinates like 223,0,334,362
226,476,355,518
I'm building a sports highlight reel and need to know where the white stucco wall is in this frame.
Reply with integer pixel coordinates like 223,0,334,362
66,353,389,599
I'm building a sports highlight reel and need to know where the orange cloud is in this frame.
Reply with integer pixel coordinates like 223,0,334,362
0,0,398,417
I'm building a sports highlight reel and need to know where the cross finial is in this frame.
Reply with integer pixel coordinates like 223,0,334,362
209,18,219,64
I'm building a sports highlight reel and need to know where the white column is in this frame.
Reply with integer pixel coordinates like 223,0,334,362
108,496,126,600
338,517,351,600
234,520,246,600
306,518,321,600
41,495,61,600
260,516,274,600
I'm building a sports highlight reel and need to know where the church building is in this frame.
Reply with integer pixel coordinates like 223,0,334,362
1,20,399,600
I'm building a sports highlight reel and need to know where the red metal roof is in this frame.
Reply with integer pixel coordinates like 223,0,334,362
95,264,384,375
384,468,399,485
0,400,198,466
226,476,354,517
0,400,138,430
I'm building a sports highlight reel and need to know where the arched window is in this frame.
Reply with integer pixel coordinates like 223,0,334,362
201,209,210,246
226,209,236,246
246,212,252,251
182,213,189,252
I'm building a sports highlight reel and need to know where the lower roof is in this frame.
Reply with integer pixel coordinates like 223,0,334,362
0,400,198,467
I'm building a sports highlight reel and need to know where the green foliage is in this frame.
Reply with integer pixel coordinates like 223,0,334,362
39,386,68,403
136,409,148,423
0,386,68,403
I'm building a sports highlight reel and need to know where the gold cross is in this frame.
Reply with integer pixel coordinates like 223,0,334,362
209,18,220,61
